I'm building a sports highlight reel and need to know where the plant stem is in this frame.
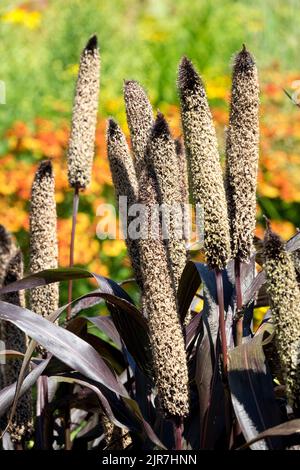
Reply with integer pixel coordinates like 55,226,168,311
36,375,49,449
174,417,183,450
234,259,243,346
215,269,227,373
67,185,79,320
65,186,79,450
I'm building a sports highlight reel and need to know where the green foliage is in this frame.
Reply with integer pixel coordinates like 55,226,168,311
0,0,299,127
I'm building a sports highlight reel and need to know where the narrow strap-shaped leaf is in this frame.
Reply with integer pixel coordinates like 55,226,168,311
228,324,282,450
0,301,128,398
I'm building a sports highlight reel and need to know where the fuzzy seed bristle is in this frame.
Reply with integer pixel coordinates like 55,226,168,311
29,160,59,317
263,227,300,410
85,34,98,52
178,56,203,94
178,57,231,270
225,46,259,262
151,111,170,140
68,35,100,189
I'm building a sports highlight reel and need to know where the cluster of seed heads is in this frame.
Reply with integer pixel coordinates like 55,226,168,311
108,82,190,417
2,35,300,438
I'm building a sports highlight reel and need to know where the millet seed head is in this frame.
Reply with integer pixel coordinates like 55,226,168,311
107,118,142,288
68,35,100,189
225,45,259,262
29,160,59,317
138,151,189,417
148,112,187,290
0,225,16,286
123,80,153,177
178,56,231,270
0,250,33,442
263,224,300,410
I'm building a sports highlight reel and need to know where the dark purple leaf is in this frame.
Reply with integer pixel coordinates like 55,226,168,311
0,357,51,417
0,301,128,398
228,324,282,450
240,419,300,449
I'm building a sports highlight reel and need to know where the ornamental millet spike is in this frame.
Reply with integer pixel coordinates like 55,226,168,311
178,56,231,369
123,80,154,179
67,35,100,319
107,118,143,288
148,112,187,291
263,221,300,413
138,150,190,419
29,160,59,318
0,251,33,443
225,45,259,345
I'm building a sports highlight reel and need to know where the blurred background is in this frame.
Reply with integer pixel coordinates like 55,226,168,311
0,0,300,303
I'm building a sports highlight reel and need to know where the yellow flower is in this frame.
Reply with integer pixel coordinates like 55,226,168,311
66,64,79,76
102,240,126,257
2,8,41,30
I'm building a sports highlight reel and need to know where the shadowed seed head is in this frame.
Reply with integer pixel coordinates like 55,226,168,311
0,250,33,441
0,225,16,286
225,45,259,262
148,112,188,290
138,153,189,417
29,160,59,317
68,35,100,189
178,57,231,270
107,118,142,288
263,224,300,410
123,80,153,177
175,137,189,221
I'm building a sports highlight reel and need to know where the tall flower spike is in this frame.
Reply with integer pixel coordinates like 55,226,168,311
225,45,259,262
263,223,300,410
68,35,100,189
138,158,189,417
149,113,187,290
0,251,33,442
107,118,142,288
0,225,16,285
29,160,59,317
124,80,153,177
178,57,231,270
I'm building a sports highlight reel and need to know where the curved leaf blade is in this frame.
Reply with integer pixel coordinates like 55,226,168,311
0,301,128,398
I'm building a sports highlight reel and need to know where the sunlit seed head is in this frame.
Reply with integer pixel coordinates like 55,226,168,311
178,56,231,270
263,224,300,409
225,45,259,262
68,35,100,189
107,118,142,288
123,79,153,177
29,160,59,317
